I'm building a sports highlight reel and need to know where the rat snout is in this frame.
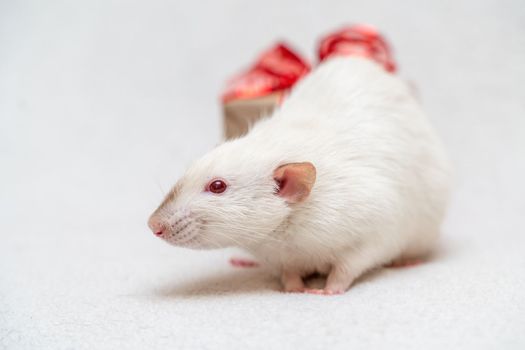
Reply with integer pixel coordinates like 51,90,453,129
148,208,199,247
148,215,166,236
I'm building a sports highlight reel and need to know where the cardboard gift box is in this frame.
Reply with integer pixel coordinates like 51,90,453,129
221,25,396,140
221,43,310,140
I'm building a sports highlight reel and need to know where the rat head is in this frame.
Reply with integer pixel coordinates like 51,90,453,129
147,140,316,249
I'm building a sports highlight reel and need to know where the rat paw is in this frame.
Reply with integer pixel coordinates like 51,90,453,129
229,257,259,268
283,286,305,293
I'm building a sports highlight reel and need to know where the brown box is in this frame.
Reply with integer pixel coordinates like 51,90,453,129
220,43,310,140
223,92,282,139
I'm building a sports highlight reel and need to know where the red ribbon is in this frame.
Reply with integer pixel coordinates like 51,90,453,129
222,25,396,103
222,43,310,103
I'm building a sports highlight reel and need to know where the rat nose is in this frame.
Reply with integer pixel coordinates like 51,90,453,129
148,216,165,236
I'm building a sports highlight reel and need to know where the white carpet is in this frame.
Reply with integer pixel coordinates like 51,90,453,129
1,0,525,349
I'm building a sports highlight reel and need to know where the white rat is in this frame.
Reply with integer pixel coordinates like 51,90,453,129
148,56,452,294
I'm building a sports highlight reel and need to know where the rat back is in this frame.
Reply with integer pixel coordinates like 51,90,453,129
245,56,452,274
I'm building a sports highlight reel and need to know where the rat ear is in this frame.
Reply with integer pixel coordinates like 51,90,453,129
273,162,316,204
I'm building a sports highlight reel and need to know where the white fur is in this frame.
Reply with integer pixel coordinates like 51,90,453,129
149,56,452,292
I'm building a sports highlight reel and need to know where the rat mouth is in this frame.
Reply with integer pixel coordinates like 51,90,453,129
163,228,197,245
158,211,203,247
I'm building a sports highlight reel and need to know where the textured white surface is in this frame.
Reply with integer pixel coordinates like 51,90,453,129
1,1,525,349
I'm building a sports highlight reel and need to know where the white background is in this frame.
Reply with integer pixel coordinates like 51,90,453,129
1,0,524,349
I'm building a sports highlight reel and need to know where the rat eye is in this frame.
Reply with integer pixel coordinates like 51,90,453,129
207,179,227,194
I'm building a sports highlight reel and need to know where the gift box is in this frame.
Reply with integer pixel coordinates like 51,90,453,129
221,43,310,139
221,25,396,140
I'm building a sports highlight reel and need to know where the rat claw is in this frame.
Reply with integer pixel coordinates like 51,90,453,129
304,288,325,295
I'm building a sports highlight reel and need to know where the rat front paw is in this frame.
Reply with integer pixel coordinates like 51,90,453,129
229,257,259,268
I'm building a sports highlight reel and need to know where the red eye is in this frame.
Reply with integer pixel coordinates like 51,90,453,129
207,179,227,194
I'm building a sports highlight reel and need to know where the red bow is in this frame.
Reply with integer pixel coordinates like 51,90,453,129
222,24,396,103
221,44,311,103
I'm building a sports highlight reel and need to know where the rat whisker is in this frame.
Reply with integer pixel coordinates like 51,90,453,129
198,223,251,247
